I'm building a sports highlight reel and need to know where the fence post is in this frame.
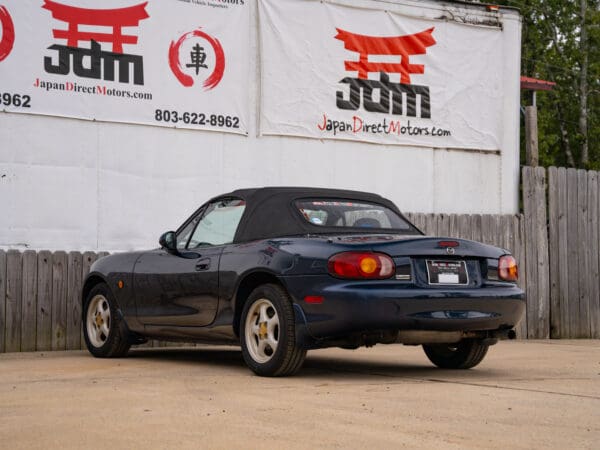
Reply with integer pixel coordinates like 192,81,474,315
522,166,550,339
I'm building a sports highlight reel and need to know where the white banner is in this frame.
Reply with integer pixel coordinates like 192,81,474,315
259,0,505,150
0,0,249,134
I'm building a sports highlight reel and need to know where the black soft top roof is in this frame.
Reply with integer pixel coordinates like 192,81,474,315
209,187,417,243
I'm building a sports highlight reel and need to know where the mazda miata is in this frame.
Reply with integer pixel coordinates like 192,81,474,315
82,187,525,376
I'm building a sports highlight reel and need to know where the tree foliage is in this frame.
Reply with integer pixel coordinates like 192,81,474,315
496,0,600,169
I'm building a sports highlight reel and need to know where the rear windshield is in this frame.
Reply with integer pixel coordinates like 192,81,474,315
296,199,415,231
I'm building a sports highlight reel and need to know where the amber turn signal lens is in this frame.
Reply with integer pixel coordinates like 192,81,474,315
359,257,378,274
498,255,518,282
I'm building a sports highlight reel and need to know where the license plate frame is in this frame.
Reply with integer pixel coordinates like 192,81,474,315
426,260,469,286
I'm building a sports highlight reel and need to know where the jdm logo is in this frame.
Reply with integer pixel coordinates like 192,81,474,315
42,0,149,85
335,27,436,118
0,4,15,62
168,28,225,90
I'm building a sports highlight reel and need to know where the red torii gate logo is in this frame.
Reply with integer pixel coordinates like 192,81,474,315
0,5,15,62
42,0,149,84
334,27,436,118
335,27,436,84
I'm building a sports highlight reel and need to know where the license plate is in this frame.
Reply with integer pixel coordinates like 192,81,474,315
426,260,468,285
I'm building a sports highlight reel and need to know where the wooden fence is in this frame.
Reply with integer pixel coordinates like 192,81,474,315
0,165,598,352
547,167,600,339
0,251,105,353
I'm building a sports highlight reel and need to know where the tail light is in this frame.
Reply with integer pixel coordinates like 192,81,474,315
328,252,395,279
498,255,518,282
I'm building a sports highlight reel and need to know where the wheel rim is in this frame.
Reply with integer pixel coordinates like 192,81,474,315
86,294,111,348
244,298,279,364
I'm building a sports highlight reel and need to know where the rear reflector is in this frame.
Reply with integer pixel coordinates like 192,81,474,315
304,296,324,304
498,255,518,282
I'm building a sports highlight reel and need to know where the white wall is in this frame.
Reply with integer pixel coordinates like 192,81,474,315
0,0,522,252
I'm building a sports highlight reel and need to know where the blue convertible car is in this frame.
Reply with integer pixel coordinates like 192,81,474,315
82,187,525,376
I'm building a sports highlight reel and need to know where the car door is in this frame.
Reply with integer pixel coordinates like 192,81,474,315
133,198,246,327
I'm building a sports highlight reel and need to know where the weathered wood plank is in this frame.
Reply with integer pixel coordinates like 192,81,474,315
470,214,483,242
51,251,68,351
515,214,527,339
20,251,38,352
437,214,450,237
534,167,550,339
522,167,539,338
409,213,424,234
81,252,99,349
566,168,580,338
5,250,23,352
416,213,428,233
424,213,436,235
588,170,600,338
448,214,460,238
81,252,98,279
576,170,590,337
481,215,497,246
66,252,83,350
547,167,560,338
498,215,510,252
36,251,53,351
514,214,528,339
457,214,471,240
0,250,6,353
596,168,600,338
557,167,570,338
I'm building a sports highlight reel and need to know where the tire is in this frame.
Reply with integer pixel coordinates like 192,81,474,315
83,283,131,358
240,284,306,377
423,339,489,369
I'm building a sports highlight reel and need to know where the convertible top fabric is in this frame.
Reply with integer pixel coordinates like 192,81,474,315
208,187,417,243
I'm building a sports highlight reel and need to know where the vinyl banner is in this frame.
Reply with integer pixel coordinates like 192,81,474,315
258,0,505,150
0,0,249,134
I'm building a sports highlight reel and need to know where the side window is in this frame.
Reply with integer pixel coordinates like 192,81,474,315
187,199,246,248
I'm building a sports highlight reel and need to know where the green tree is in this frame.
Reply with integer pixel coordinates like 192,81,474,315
497,0,600,169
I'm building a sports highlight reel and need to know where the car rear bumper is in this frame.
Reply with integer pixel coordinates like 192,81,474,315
282,276,525,340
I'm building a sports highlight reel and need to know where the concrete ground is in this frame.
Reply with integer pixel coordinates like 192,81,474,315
0,340,598,449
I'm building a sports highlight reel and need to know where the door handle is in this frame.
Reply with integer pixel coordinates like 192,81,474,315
195,259,210,271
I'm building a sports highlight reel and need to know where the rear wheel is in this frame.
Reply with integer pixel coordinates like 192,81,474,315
83,283,130,358
423,339,489,369
240,284,306,377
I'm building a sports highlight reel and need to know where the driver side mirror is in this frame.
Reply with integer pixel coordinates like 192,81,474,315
159,231,178,254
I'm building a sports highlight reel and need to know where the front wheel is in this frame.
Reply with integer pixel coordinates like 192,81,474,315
83,283,131,358
423,339,489,369
240,284,306,377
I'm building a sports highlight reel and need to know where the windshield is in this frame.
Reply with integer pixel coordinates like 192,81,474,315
295,199,416,232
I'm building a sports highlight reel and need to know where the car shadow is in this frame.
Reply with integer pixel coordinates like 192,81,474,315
127,346,502,380
128,347,245,369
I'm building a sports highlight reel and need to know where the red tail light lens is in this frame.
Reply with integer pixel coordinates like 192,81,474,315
498,255,518,282
328,252,395,279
